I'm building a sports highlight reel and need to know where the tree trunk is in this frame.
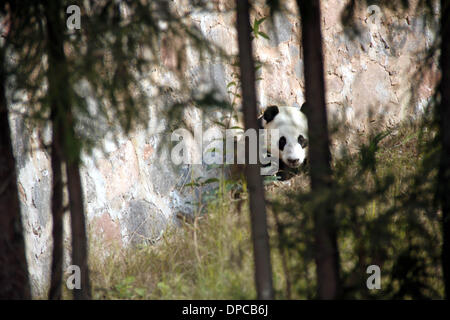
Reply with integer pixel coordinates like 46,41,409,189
0,48,31,299
296,0,341,299
48,119,64,300
44,1,91,299
439,0,450,300
66,158,91,300
236,0,274,300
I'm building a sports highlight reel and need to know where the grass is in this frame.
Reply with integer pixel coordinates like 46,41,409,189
78,121,443,299
85,197,258,299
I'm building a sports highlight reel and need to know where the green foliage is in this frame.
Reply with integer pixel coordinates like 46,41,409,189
252,17,270,39
114,276,147,299
270,121,443,299
358,131,390,173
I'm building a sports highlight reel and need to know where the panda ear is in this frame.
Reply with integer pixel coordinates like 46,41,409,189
300,102,310,117
298,134,308,148
263,105,279,123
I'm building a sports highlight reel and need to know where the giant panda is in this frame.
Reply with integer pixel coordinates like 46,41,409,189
258,105,309,180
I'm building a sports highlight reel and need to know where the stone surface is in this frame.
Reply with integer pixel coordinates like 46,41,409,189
123,199,167,245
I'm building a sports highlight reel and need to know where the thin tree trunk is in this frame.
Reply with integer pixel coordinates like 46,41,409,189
44,1,91,299
273,209,293,299
296,0,341,299
66,158,91,300
48,119,64,300
236,0,274,300
0,48,31,299
439,0,450,300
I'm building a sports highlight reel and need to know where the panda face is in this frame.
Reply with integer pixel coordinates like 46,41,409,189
262,105,308,169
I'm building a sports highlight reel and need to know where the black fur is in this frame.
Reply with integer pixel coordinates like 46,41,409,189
279,136,286,151
263,105,279,123
300,102,310,118
298,134,308,148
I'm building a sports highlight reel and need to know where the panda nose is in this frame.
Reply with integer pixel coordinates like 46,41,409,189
287,158,300,166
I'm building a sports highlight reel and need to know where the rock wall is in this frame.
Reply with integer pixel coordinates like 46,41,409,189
9,0,439,296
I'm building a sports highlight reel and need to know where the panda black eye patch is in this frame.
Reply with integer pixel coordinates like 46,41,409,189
279,136,286,151
298,135,308,148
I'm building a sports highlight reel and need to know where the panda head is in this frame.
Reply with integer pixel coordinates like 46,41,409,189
261,105,308,168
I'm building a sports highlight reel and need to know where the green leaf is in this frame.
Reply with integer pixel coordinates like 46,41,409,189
135,288,146,297
253,17,266,35
185,182,200,187
202,178,220,184
263,175,280,184
207,164,222,169
124,276,136,284
206,147,219,153
259,31,270,40
212,120,226,127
